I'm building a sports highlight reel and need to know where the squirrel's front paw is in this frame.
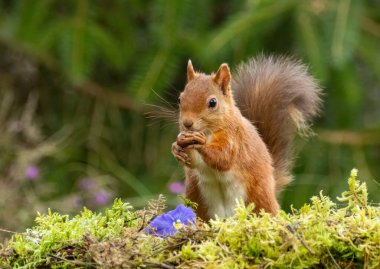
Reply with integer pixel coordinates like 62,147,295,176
176,131,207,148
171,142,191,165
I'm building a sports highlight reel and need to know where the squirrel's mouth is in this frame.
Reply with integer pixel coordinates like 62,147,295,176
180,123,199,132
180,126,198,132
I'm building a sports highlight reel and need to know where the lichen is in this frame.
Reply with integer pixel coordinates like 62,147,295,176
1,169,380,268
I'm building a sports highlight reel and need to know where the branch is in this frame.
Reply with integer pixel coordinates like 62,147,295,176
0,37,144,112
361,16,380,39
76,81,143,112
144,262,176,269
286,224,315,255
317,129,380,145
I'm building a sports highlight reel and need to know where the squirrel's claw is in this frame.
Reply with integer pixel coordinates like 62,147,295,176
177,131,207,148
171,142,190,165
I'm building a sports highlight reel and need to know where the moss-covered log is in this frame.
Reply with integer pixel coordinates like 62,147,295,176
1,169,380,268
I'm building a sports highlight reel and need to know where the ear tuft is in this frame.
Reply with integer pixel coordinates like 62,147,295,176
213,63,231,95
187,60,196,81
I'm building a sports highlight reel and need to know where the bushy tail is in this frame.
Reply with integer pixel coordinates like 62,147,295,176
232,55,322,194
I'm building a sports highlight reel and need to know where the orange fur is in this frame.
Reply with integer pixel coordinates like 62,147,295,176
184,171,209,220
172,55,322,220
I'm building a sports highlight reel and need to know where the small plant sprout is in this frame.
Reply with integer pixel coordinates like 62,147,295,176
146,204,196,237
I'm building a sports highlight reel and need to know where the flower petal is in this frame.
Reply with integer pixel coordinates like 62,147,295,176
167,205,196,225
147,213,176,237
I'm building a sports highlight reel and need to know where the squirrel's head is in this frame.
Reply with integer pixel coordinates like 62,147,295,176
178,60,235,133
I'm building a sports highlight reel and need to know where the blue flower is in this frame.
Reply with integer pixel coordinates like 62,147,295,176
147,213,177,236
146,205,196,237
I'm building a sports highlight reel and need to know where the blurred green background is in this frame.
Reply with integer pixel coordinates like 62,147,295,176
1,0,380,239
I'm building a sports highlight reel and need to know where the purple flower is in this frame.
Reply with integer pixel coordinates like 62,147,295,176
73,195,84,207
8,121,23,133
93,190,110,206
79,178,95,190
169,182,185,194
25,166,39,181
146,205,196,237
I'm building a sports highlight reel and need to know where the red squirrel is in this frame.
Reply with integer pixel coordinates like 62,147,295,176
171,55,322,220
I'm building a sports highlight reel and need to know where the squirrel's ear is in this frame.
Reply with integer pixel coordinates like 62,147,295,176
187,60,196,81
213,63,231,95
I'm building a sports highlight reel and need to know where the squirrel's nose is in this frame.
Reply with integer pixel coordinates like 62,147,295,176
183,119,194,129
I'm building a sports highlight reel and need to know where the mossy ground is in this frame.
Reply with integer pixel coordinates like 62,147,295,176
1,169,380,268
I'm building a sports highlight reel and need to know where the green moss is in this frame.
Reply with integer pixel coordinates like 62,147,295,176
1,169,380,268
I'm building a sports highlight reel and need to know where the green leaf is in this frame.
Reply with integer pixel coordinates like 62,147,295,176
295,5,328,80
87,24,124,70
328,0,363,67
205,0,296,55
14,0,54,42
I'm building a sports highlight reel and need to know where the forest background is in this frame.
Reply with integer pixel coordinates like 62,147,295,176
0,0,380,241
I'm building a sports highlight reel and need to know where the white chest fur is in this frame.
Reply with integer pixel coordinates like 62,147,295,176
192,151,247,218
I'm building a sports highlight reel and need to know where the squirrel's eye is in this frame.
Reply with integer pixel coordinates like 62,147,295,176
208,98,217,108
177,97,181,104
